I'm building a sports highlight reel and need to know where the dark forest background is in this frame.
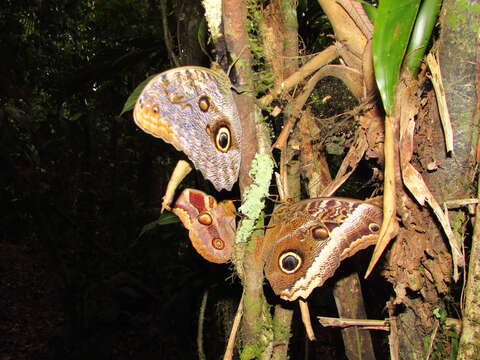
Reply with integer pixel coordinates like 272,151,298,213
0,1,236,358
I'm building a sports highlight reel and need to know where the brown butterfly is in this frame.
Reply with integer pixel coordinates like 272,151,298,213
262,198,383,301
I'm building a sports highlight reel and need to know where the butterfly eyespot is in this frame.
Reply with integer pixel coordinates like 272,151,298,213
212,238,225,250
369,222,380,233
198,95,210,112
312,226,329,240
197,213,213,226
152,105,159,113
215,126,231,152
279,251,302,274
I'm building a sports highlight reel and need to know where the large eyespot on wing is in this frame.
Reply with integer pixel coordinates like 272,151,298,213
279,251,303,274
215,126,231,152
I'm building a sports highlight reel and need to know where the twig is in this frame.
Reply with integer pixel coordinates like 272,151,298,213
259,45,338,107
320,130,368,197
198,289,208,360
388,302,399,360
299,299,316,340
426,53,454,155
425,319,440,360
160,0,180,67
223,294,244,360
444,198,480,209
273,64,362,150
317,316,390,331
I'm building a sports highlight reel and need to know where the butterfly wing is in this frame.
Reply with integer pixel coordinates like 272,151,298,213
172,188,236,263
263,198,383,301
133,66,242,191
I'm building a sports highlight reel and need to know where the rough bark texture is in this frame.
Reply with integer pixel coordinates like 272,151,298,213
428,1,479,358
458,188,480,359
423,0,479,202
381,82,453,360
440,2,480,358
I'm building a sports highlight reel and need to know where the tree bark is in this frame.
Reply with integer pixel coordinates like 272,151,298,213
438,1,480,358
423,0,479,202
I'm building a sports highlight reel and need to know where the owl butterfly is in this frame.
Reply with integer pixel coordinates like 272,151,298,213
133,66,242,203
172,188,236,264
263,198,383,301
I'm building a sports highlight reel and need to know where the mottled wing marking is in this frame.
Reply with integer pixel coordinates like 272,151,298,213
133,66,242,191
264,198,383,301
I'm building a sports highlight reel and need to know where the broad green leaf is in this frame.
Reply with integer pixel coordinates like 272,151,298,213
119,74,156,116
137,212,180,239
372,0,421,115
405,0,442,77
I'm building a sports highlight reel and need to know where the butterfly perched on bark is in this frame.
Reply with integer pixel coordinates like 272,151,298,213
261,197,384,301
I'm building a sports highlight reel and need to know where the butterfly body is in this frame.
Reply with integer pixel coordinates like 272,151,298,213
134,66,242,191
263,198,382,301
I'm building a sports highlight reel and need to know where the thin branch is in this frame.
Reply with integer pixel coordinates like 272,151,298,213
425,320,439,360
160,0,180,67
444,198,480,208
273,64,362,150
197,289,208,360
387,302,399,360
299,300,316,340
223,294,244,360
259,45,338,107
317,316,390,331
427,53,454,155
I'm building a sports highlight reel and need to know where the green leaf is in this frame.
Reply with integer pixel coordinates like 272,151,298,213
372,0,421,115
119,74,156,116
405,0,442,77
137,212,180,238
360,1,377,24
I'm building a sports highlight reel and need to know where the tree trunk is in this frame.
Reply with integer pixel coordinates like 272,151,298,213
436,0,480,358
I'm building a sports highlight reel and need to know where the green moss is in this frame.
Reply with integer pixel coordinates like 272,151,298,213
244,293,264,314
240,296,274,360
272,316,292,343
425,308,460,359
240,344,262,360
236,153,274,243
445,0,480,33
245,0,274,95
